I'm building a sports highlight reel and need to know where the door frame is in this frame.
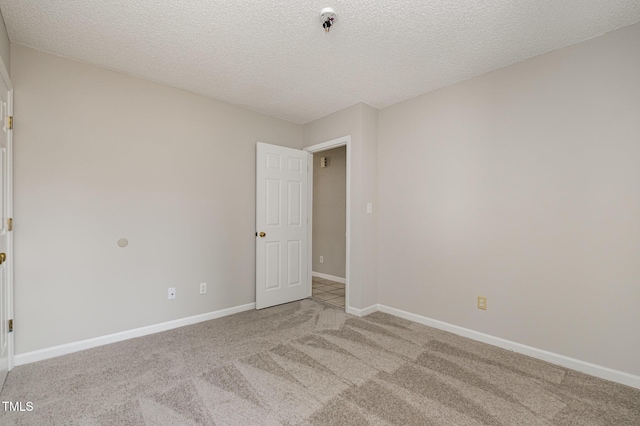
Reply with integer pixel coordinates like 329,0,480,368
304,136,350,311
0,56,13,372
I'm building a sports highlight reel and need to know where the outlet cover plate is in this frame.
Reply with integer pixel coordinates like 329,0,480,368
168,287,176,300
477,296,487,310
200,283,207,294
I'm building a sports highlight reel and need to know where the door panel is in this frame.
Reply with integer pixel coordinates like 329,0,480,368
266,179,280,226
265,242,280,290
288,181,301,225
287,240,301,286
256,143,309,309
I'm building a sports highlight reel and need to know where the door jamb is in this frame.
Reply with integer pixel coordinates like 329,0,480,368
0,56,13,371
304,136,350,311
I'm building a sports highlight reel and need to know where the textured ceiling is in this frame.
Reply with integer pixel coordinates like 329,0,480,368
1,1,639,124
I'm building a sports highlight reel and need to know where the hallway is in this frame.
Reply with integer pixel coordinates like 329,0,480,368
310,277,345,308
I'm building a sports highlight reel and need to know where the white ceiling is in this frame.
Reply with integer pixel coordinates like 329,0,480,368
1,1,639,124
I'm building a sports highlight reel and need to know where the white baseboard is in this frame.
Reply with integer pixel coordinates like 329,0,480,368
14,303,256,366
346,304,378,317
376,304,640,390
312,271,346,284
14,300,640,390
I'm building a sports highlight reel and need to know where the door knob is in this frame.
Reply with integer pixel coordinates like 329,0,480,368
0,253,5,265
259,232,266,238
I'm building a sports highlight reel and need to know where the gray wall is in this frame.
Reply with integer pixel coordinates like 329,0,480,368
312,146,346,278
12,45,303,354
0,10,9,74
303,103,378,310
377,22,640,375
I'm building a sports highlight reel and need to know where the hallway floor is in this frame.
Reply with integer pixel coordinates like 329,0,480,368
311,277,345,308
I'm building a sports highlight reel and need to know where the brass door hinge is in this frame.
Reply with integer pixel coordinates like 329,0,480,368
8,319,13,333
6,116,12,130
7,218,12,231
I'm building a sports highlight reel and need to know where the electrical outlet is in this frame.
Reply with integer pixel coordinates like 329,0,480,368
200,282,207,294
477,296,487,310
168,287,176,300
320,256,324,263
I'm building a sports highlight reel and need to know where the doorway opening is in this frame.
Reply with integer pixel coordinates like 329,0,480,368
304,136,350,311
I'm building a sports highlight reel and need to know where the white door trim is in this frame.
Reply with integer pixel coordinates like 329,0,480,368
304,136,351,311
6,84,13,372
0,56,13,373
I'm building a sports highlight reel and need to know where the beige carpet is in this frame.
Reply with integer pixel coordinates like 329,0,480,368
1,299,638,425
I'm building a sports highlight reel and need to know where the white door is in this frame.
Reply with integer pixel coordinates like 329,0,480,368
0,69,12,389
256,142,309,309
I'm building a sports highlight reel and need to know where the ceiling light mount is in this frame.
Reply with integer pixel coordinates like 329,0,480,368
320,7,336,32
